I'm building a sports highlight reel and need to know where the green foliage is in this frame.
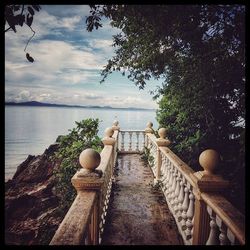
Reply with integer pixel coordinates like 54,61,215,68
141,147,155,168
53,118,103,212
87,5,245,213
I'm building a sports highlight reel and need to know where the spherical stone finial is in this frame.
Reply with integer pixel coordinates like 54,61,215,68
145,121,154,133
158,128,167,139
112,120,120,131
79,148,101,171
104,127,114,138
102,127,115,145
147,121,153,128
199,149,220,175
113,120,119,126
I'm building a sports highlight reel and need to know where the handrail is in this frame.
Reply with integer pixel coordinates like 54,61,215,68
145,128,245,245
146,132,196,244
201,193,245,245
50,191,97,245
49,121,245,245
50,124,119,245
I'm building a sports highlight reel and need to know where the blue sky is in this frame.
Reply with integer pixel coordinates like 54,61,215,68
5,5,161,109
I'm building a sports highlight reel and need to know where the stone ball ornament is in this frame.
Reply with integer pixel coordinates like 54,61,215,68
105,127,114,138
113,120,119,126
158,128,167,139
199,149,220,175
79,148,101,171
112,120,120,131
145,121,154,133
146,121,153,128
156,127,171,147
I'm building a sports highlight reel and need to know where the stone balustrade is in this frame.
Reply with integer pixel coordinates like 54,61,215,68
118,130,145,153
145,123,245,245
49,121,245,245
50,121,119,245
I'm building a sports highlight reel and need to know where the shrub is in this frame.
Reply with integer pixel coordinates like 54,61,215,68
53,118,103,212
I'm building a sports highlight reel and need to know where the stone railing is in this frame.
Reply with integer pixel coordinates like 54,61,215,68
50,121,120,245
144,123,245,245
118,130,145,153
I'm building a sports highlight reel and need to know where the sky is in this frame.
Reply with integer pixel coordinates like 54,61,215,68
5,5,161,109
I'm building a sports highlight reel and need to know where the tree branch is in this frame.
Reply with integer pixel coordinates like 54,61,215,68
24,26,36,52
5,26,12,32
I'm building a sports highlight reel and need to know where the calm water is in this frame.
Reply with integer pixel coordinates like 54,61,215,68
5,105,158,181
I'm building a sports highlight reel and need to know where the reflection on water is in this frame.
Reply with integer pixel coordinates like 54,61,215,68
5,105,158,180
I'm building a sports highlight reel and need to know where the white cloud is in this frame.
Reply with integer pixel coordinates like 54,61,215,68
89,39,113,50
5,39,105,87
5,5,158,109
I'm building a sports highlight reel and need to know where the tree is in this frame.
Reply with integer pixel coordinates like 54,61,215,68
86,5,245,212
5,5,41,62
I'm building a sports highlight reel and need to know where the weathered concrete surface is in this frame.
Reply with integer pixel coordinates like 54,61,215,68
101,154,183,245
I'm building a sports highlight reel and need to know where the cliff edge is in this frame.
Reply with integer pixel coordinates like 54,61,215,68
5,143,65,245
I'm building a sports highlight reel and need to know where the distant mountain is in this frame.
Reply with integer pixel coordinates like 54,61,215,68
5,101,155,111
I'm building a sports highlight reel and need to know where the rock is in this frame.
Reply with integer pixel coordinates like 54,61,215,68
12,155,36,180
5,143,64,245
11,144,60,184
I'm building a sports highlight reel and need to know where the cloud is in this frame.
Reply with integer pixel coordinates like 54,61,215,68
42,5,91,18
89,39,113,50
5,39,105,87
5,5,158,109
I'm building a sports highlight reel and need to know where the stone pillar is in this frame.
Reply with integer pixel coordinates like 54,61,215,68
144,122,154,148
155,128,171,181
111,120,119,155
71,148,102,245
102,127,116,170
190,149,230,245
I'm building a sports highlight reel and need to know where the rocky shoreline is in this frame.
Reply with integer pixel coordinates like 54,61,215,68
5,143,66,245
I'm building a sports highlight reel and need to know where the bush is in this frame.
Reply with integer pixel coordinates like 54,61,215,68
53,118,103,213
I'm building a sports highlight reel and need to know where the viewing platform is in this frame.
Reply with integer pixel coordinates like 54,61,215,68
102,154,183,245
50,121,245,245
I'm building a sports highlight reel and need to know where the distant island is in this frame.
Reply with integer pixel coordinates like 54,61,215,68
5,101,155,111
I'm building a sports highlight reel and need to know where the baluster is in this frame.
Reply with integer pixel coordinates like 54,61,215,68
185,190,195,240
136,132,139,151
216,216,230,245
121,131,125,151
162,156,169,189
191,216,194,238
165,163,174,195
168,168,177,201
160,155,167,183
176,176,184,220
162,158,171,190
227,228,236,245
161,156,167,181
155,147,162,181
206,206,220,245
181,182,189,230
142,132,146,150
128,131,133,151
172,171,181,211
151,144,157,175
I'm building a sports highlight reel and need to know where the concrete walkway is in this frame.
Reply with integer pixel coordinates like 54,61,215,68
101,154,183,245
